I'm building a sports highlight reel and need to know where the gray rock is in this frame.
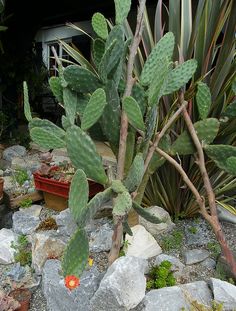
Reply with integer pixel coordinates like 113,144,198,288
183,249,210,265
3,176,15,192
55,208,77,236
209,278,236,310
154,254,185,276
200,257,216,270
12,210,40,235
217,205,236,224
11,157,40,173
6,262,26,281
19,204,42,217
0,169,3,177
0,228,18,264
42,259,102,311
125,225,162,259
89,222,113,252
32,231,67,274
139,206,175,236
185,219,213,246
90,256,147,311
3,145,27,162
216,251,236,279
135,281,212,311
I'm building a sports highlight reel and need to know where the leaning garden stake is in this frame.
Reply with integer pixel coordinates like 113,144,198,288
24,0,236,280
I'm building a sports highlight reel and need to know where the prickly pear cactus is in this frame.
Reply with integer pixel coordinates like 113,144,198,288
114,0,131,25
123,96,145,131
196,82,211,119
92,13,108,40
23,82,32,122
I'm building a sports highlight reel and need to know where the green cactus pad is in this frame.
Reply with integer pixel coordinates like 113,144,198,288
76,94,90,117
63,88,78,125
66,125,107,184
23,81,32,122
92,12,108,40
98,40,118,83
69,169,89,223
100,81,121,148
81,88,107,131
77,188,113,227
133,202,163,224
140,32,175,86
111,180,127,194
61,116,71,130
196,82,211,119
49,76,63,103
64,65,102,93
62,228,89,278
148,58,169,106
222,101,236,118
131,83,147,116
226,157,236,175
92,38,105,68
124,153,144,192
123,96,145,131
124,130,135,174
29,118,65,138
114,0,131,24
171,118,219,155
145,106,157,142
123,220,133,236
205,145,236,175
162,59,198,95
30,127,65,149
113,191,132,216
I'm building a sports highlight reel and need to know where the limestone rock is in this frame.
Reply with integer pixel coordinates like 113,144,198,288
3,145,26,162
90,256,147,311
89,222,113,252
209,278,236,310
19,204,42,217
42,259,102,311
139,206,175,236
135,281,212,311
125,225,162,259
32,231,67,274
0,228,18,264
12,210,40,235
217,205,236,224
11,156,40,173
183,249,210,265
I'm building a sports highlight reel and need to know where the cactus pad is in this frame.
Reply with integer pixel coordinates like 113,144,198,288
92,13,108,40
123,220,133,236
66,125,107,184
140,32,175,86
92,38,105,68
111,180,127,194
62,228,89,278
133,202,163,224
123,96,145,131
30,127,65,149
61,116,71,130
124,153,144,192
196,82,211,119
222,101,236,118
29,118,65,138
63,88,78,125
162,59,198,95
49,76,63,103
131,83,147,116
172,118,219,155
113,191,132,216
23,81,32,122
69,169,89,223
114,0,131,24
64,65,102,93
81,88,107,131
205,145,236,175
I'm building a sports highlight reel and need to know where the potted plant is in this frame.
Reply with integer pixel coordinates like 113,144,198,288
8,288,31,311
33,154,104,211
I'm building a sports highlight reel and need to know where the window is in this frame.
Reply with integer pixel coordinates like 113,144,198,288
47,40,71,77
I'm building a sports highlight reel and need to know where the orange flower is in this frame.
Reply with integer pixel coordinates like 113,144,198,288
65,275,80,290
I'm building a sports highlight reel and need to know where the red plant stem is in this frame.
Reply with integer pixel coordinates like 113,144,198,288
117,0,147,180
144,101,188,173
180,93,236,278
109,0,147,266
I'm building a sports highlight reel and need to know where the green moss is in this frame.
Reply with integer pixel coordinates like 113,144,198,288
11,235,32,266
207,241,221,258
19,198,33,208
161,230,184,251
188,226,197,234
146,260,176,290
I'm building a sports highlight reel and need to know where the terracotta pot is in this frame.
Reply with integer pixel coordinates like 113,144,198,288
9,288,31,311
0,177,4,201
